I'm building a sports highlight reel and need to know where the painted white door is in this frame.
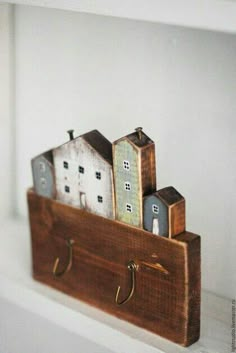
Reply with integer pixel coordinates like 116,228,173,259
152,218,159,235
80,192,86,208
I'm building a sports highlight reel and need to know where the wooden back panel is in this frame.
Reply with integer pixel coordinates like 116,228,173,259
27,189,200,346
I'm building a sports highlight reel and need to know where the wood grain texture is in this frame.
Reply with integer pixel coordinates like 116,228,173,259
27,189,200,347
141,144,156,196
169,200,185,238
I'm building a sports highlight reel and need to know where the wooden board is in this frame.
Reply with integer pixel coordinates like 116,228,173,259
27,189,201,347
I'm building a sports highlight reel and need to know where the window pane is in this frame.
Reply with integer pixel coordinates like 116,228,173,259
97,195,103,203
79,166,84,173
65,185,70,193
123,160,130,170
124,182,131,191
39,162,46,172
40,177,46,188
96,172,101,180
126,203,132,212
152,204,159,214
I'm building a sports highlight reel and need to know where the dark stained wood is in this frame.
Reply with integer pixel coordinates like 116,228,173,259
170,199,185,237
141,143,157,196
27,189,200,347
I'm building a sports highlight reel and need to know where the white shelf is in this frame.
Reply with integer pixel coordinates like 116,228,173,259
1,0,236,33
0,218,232,353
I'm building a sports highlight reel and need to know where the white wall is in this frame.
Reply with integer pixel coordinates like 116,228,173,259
0,4,14,220
14,5,236,299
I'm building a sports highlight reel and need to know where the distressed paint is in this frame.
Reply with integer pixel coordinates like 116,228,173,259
53,136,114,219
143,194,168,236
113,140,141,227
31,153,55,199
144,187,185,237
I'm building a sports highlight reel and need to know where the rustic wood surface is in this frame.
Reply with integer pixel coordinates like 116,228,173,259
27,189,200,347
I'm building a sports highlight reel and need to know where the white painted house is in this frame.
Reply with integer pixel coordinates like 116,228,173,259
53,130,115,219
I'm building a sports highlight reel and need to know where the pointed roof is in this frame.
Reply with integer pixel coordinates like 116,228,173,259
113,128,154,149
154,186,184,206
81,129,112,164
53,129,113,165
32,149,54,165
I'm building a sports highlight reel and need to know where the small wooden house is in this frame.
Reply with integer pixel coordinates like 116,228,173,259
53,129,115,220
31,150,56,199
143,186,185,238
113,127,156,228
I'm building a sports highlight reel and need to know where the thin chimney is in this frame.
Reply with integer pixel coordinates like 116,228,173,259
135,127,143,140
67,129,74,141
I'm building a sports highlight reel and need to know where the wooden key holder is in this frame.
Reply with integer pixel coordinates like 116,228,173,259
27,188,201,347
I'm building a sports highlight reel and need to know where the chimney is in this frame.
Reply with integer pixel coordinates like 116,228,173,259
135,127,143,140
67,129,74,141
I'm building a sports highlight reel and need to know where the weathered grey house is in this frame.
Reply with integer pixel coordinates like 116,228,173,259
143,186,185,238
31,150,56,198
113,127,156,228
53,130,115,219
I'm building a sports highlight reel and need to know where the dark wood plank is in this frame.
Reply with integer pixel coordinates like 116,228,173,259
27,189,200,346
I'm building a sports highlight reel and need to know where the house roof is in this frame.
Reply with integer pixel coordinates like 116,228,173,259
81,129,112,164
114,128,154,149
54,129,113,165
154,186,184,206
32,149,54,165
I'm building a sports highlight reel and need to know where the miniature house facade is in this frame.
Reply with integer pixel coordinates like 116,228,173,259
53,130,115,220
143,186,185,238
31,150,56,199
113,128,156,228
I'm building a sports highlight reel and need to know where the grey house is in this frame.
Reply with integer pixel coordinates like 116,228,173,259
31,150,56,199
143,186,185,238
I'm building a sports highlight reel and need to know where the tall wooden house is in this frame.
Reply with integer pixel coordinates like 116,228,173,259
143,186,185,238
113,127,156,228
31,150,56,199
53,130,115,219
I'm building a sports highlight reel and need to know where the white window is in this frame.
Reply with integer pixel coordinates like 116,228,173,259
152,204,159,214
39,162,46,172
126,203,132,213
40,177,47,188
123,160,130,171
124,182,131,191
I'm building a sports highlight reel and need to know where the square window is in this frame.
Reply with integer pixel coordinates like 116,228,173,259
123,160,130,171
63,161,69,169
79,166,84,173
65,185,70,193
124,182,131,191
126,203,132,213
97,195,103,203
152,204,159,214
96,172,101,180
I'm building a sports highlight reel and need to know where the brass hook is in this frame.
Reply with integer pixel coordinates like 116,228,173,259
115,260,138,306
53,239,74,277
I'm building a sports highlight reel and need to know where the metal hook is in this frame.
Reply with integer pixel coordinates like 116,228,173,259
53,239,74,277
115,260,138,306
